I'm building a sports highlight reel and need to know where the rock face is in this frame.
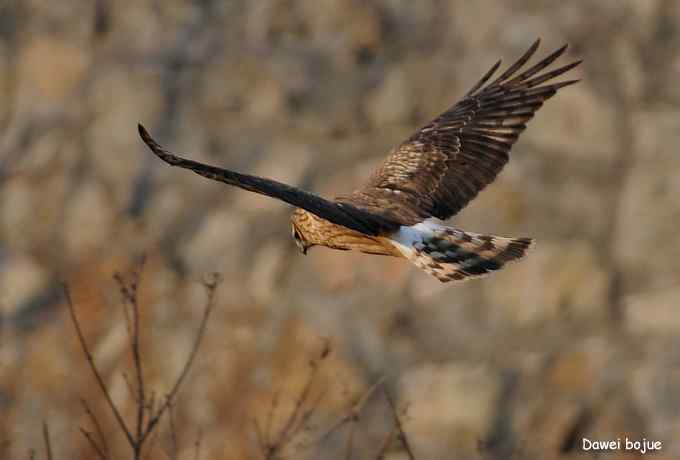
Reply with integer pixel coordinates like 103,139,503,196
2,1,680,459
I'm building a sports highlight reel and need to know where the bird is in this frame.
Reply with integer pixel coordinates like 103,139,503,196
138,39,580,283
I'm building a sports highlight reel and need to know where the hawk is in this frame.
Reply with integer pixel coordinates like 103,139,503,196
139,40,580,282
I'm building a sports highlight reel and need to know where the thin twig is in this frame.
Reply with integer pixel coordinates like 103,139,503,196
80,428,108,460
130,270,147,446
68,268,219,459
265,388,281,447
274,377,315,454
143,423,162,460
147,390,157,416
374,424,397,460
257,339,333,458
252,419,269,455
316,376,385,445
344,419,357,460
122,372,139,404
115,265,148,450
42,422,53,460
383,389,415,460
63,285,135,447
80,398,110,459
140,274,220,443
167,405,178,460
115,273,133,337
295,384,328,438
275,347,324,445
193,428,203,460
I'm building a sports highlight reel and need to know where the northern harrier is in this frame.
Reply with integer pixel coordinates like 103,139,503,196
139,40,580,282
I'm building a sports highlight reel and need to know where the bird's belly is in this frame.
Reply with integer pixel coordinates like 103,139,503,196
324,233,399,257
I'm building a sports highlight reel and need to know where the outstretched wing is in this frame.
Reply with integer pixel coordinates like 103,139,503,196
138,125,399,235
341,39,580,226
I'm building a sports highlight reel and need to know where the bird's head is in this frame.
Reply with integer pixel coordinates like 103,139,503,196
290,210,312,255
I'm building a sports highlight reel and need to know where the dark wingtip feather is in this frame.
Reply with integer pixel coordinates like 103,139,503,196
554,43,569,57
138,123,163,155
523,60,582,88
466,59,502,96
137,123,181,167
505,44,572,86
488,39,542,88
551,78,581,90
526,38,542,56
138,123,152,147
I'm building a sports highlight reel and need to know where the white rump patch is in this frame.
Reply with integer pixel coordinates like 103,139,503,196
389,218,446,258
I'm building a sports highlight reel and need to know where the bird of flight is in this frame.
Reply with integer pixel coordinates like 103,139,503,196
139,39,580,282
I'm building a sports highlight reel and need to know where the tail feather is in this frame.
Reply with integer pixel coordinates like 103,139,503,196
391,222,534,282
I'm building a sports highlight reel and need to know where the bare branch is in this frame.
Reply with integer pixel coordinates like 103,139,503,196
63,284,135,447
143,423,162,460
147,390,157,416
384,389,416,460
344,418,357,460
42,422,53,460
193,428,203,460
316,376,385,446
68,268,219,459
255,339,333,458
166,405,178,460
141,273,220,443
132,268,146,444
80,428,108,460
80,398,110,459
264,388,281,448
252,418,269,456
117,273,133,338
375,423,397,460
275,341,327,446
114,261,148,447
122,372,139,404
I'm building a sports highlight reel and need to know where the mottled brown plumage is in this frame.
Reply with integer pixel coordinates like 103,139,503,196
139,39,580,282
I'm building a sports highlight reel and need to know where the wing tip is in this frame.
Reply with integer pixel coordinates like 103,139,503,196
137,123,166,157
550,78,581,92
138,123,153,146
530,37,542,52
443,39,579,99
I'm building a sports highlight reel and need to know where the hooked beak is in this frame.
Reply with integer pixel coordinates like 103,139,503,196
295,240,308,255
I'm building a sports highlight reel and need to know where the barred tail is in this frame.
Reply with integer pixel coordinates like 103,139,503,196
391,222,534,283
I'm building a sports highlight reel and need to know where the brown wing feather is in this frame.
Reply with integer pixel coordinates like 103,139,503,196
341,39,581,225
138,125,399,236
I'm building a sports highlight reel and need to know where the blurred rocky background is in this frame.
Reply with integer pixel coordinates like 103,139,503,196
2,0,680,459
